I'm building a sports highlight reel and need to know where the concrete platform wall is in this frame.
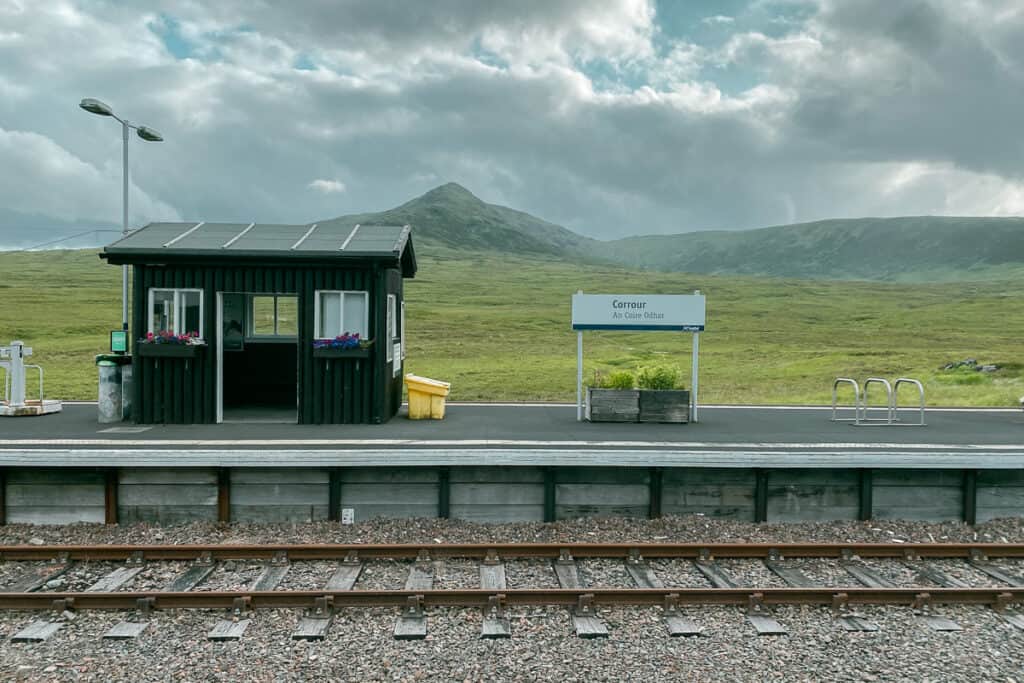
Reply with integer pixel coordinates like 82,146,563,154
1,466,1021,526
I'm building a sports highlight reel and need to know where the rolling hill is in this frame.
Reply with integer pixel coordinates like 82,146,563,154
592,216,1024,282
315,184,1024,282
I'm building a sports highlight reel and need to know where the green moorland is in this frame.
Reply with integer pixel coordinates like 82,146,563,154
0,247,1021,406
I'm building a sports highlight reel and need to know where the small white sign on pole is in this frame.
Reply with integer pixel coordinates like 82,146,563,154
571,293,705,422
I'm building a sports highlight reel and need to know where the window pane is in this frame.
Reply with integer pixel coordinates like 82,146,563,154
275,297,297,336
181,291,202,337
343,292,367,337
318,292,341,337
251,296,276,335
151,290,174,333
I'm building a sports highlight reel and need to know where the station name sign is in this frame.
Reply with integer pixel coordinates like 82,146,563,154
571,293,705,331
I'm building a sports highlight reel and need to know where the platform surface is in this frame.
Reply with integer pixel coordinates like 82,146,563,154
0,404,1021,469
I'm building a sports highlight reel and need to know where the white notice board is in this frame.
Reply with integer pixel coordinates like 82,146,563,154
572,294,705,331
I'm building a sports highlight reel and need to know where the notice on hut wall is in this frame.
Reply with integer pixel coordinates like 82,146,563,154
571,293,705,331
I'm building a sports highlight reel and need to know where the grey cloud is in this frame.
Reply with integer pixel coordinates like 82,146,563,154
786,0,1024,178
0,0,1022,243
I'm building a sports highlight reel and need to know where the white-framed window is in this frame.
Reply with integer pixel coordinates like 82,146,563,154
314,290,368,338
148,288,203,337
400,300,406,360
386,294,397,361
248,295,297,338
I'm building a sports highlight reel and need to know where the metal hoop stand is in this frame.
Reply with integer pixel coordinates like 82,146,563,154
831,376,926,427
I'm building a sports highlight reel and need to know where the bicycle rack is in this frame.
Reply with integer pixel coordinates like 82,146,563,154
831,376,926,427
893,377,926,426
831,378,862,424
860,377,894,425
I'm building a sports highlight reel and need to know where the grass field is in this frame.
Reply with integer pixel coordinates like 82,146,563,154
1,247,1022,406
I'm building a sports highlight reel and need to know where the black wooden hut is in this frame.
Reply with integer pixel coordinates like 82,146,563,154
101,222,416,425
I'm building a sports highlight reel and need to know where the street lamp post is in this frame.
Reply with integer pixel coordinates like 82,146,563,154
79,98,163,337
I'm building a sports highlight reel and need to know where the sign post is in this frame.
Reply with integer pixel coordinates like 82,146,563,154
571,291,706,422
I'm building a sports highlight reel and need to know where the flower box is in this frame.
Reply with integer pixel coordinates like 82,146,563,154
586,387,689,423
585,387,640,422
313,347,370,360
638,389,690,423
137,343,204,359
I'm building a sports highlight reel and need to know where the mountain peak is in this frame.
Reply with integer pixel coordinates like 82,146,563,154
418,182,479,203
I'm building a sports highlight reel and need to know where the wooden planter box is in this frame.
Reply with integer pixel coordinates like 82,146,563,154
585,388,639,422
586,388,689,423
639,389,690,423
313,347,370,360
136,343,203,359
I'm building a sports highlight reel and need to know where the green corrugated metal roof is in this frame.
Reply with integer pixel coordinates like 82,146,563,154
102,222,416,276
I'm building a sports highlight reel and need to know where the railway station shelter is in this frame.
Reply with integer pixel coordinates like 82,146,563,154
101,222,416,425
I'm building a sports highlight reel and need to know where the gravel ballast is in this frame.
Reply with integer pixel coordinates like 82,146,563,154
0,515,1021,682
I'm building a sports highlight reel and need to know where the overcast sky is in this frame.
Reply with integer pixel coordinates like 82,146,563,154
1,0,1022,242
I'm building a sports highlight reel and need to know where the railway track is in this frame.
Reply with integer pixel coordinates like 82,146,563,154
2,542,1023,641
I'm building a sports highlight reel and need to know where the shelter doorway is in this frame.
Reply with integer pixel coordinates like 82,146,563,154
216,292,298,423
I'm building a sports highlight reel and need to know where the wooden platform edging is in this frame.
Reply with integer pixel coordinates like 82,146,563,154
754,469,768,523
3,464,1023,525
963,469,977,526
104,469,119,525
858,469,873,521
217,468,230,523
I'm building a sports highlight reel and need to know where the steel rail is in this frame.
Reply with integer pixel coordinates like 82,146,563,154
0,588,1020,612
1,542,1022,562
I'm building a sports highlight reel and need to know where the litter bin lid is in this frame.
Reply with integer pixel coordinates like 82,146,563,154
95,354,132,366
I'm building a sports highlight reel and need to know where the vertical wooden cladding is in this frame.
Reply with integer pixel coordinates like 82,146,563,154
133,261,390,424
134,263,220,424
302,265,379,425
376,267,405,423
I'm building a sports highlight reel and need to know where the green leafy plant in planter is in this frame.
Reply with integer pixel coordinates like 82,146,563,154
636,364,688,422
586,369,639,422
602,370,636,390
636,365,680,390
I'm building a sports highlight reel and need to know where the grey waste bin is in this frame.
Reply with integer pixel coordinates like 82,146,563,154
96,354,132,423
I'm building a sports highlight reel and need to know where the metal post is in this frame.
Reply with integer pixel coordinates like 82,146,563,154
576,331,583,422
217,468,231,523
543,468,556,522
754,469,768,522
104,469,119,525
648,468,663,519
328,469,342,522
9,342,26,408
121,120,130,333
691,332,700,423
438,467,450,519
691,288,701,424
963,470,977,525
858,469,873,521
0,468,6,526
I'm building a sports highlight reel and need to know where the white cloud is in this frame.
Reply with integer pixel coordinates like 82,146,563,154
0,127,180,226
308,178,346,194
702,15,735,25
